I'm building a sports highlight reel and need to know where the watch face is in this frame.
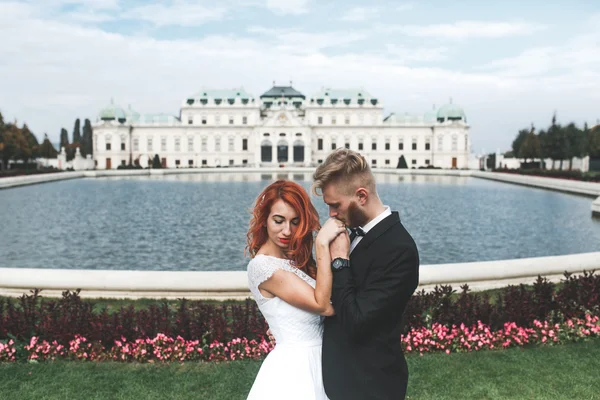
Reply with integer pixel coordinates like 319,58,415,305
333,259,342,269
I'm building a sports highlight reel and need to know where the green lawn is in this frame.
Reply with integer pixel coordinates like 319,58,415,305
1,340,598,400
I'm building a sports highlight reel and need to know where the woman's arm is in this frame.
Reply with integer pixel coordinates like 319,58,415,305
259,218,344,316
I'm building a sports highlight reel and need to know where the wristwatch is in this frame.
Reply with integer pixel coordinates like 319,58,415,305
331,257,350,272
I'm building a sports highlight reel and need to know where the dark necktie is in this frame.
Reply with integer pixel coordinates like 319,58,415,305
349,227,366,242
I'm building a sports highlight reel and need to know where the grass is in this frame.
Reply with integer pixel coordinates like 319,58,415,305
1,340,598,400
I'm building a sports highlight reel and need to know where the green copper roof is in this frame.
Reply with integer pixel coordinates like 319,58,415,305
138,113,180,124
311,88,373,100
189,88,254,102
99,100,127,121
437,102,466,121
260,86,305,99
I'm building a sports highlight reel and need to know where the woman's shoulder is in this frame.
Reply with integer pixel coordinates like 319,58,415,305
247,254,289,271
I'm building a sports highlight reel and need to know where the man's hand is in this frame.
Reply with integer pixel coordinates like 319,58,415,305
330,229,350,260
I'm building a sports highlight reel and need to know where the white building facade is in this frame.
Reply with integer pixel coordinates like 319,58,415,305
92,85,471,170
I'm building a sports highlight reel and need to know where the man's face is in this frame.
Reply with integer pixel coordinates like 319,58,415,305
322,183,368,228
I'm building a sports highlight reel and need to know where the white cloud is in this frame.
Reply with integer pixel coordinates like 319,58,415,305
385,44,449,62
0,5,599,153
396,3,414,12
247,26,368,53
128,2,228,26
395,21,546,39
340,7,380,22
266,0,310,15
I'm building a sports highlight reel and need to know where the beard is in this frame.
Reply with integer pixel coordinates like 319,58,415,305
346,201,369,228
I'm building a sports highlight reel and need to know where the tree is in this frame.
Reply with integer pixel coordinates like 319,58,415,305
81,119,93,157
547,113,568,169
59,128,69,152
20,124,39,162
396,155,408,169
589,126,600,158
72,118,81,145
39,134,58,158
152,154,162,169
512,128,529,158
564,123,584,170
519,127,541,162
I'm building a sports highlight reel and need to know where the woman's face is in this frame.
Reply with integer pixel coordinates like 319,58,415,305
266,199,299,251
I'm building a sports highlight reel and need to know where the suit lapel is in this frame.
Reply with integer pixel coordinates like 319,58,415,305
350,212,401,285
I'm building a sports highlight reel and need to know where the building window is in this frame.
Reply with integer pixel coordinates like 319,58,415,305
242,138,248,151
188,136,194,152
385,159,390,165
133,138,139,151
229,159,234,166
318,159,323,164
202,117,207,125
175,159,180,166
318,116,323,125
385,143,390,150
228,137,234,152
147,138,153,152
201,137,208,152
425,159,430,165
452,135,458,151
229,116,234,125
161,137,167,152
215,137,221,152
331,141,336,150
412,142,417,151
332,116,336,125
121,160,126,166
399,141,404,150
188,117,193,125
106,143,111,151
243,116,247,125
175,137,181,152
242,159,248,165
438,135,443,151
345,115,350,124
345,142,350,149
425,142,430,151
202,159,207,165
372,142,377,151
121,142,125,151
412,159,417,165
94,160,98,166
318,138,323,150
358,142,363,151
188,159,193,166
371,159,377,166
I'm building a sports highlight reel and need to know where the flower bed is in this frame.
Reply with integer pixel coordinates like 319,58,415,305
1,271,598,363
1,314,598,363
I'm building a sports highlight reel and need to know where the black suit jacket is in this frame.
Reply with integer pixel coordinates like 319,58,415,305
322,211,419,400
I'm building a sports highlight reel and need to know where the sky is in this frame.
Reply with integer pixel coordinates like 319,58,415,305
1,0,599,154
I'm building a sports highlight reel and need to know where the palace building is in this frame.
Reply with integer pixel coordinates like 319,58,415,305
92,85,470,169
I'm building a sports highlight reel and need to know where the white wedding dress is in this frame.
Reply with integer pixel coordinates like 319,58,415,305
246,254,329,400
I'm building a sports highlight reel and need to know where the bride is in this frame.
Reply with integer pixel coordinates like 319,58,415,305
245,180,347,400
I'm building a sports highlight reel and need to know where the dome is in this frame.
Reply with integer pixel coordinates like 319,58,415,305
436,101,466,122
424,109,437,123
99,100,127,122
126,105,140,122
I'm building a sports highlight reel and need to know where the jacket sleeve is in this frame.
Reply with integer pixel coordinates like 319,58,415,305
330,244,419,342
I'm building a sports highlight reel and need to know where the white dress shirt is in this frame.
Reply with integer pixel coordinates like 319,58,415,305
349,206,392,254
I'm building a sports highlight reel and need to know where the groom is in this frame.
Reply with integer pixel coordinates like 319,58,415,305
312,148,420,400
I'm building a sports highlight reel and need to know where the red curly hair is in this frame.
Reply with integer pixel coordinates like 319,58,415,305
246,180,320,279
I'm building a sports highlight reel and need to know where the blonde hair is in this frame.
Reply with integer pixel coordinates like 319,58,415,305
312,148,375,196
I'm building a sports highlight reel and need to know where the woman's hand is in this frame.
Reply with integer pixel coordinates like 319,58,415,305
316,218,346,246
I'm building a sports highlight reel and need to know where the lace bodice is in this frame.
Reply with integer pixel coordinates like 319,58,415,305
247,254,324,346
